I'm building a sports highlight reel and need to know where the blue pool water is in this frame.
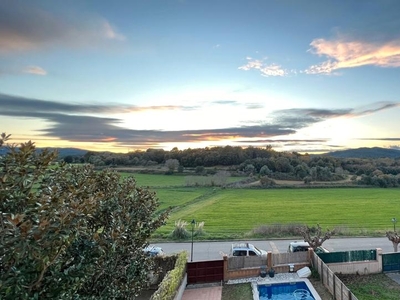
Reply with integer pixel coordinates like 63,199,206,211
258,281,315,300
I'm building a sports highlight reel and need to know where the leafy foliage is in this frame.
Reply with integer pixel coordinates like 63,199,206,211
150,251,188,300
0,133,169,299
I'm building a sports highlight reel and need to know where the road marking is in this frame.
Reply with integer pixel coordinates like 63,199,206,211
269,241,279,253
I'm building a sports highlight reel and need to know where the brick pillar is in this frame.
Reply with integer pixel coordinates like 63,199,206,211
376,248,383,273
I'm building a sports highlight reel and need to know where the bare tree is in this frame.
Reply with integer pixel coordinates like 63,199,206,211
386,231,400,252
297,224,335,250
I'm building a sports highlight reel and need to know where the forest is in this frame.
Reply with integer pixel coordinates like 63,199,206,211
63,145,400,188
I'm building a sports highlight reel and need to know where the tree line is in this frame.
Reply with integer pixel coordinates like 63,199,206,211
63,145,400,187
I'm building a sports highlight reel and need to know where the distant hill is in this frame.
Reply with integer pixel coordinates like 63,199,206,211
325,147,400,159
0,147,88,158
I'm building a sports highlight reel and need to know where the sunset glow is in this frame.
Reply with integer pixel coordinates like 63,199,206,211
1,1,400,153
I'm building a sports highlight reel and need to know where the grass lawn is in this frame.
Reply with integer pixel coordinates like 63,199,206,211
221,283,252,300
338,273,400,300
154,187,213,212
155,188,400,239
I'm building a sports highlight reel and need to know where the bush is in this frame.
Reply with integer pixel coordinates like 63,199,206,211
250,223,304,237
0,133,169,299
150,251,188,300
195,221,205,236
171,219,189,239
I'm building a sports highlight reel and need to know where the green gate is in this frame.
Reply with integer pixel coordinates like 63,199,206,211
382,253,400,272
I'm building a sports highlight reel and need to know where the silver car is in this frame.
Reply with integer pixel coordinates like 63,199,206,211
230,243,268,257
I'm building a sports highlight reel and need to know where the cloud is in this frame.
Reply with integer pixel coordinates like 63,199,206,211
305,36,400,74
23,66,47,75
0,1,125,54
239,57,288,77
1,93,399,148
0,94,195,115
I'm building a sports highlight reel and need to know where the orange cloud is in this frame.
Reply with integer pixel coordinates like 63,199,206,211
239,57,288,77
306,38,400,74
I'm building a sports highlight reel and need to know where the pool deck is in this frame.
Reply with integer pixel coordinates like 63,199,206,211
182,283,222,300
228,273,321,300
181,272,320,300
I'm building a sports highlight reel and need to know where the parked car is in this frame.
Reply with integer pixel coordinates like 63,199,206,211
287,241,329,253
144,245,165,257
230,243,268,257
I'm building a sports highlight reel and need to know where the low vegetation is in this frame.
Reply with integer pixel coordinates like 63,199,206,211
221,283,253,300
338,273,400,300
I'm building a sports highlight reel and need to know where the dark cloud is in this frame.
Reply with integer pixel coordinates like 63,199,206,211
0,94,192,114
1,93,399,148
237,139,328,144
357,138,400,141
0,1,124,54
273,108,351,128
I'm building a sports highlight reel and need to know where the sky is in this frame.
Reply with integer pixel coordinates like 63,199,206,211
1,0,400,153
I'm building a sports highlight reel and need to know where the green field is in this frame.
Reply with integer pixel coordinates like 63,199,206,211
119,172,246,187
119,173,400,240
154,187,400,239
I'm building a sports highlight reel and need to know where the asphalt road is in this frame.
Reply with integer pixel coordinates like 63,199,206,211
153,237,395,261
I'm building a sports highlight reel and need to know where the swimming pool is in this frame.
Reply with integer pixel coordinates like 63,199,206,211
255,281,318,300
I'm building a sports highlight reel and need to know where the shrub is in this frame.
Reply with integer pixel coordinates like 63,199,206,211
171,219,189,239
150,251,188,300
195,221,205,236
250,223,304,237
0,133,169,299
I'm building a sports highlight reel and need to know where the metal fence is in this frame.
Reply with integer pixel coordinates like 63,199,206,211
317,249,376,264
312,252,358,300
382,252,400,272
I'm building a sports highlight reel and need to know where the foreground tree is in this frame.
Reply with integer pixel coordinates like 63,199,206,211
386,231,400,252
0,133,169,299
297,224,335,250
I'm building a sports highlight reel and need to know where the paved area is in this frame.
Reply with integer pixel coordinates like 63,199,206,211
181,285,222,300
386,272,400,285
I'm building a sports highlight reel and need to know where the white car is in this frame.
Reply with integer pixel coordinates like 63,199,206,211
144,246,165,257
230,243,268,257
288,241,329,253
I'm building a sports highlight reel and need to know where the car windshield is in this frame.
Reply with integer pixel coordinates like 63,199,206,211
252,246,262,255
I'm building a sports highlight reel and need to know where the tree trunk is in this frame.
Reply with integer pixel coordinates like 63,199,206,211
392,242,399,252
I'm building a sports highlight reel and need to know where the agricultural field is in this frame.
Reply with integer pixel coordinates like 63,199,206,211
156,188,400,239
121,172,400,240
120,172,246,187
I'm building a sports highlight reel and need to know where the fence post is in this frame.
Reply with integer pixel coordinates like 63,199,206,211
320,258,324,283
223,255,228,282
267,251,272,270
